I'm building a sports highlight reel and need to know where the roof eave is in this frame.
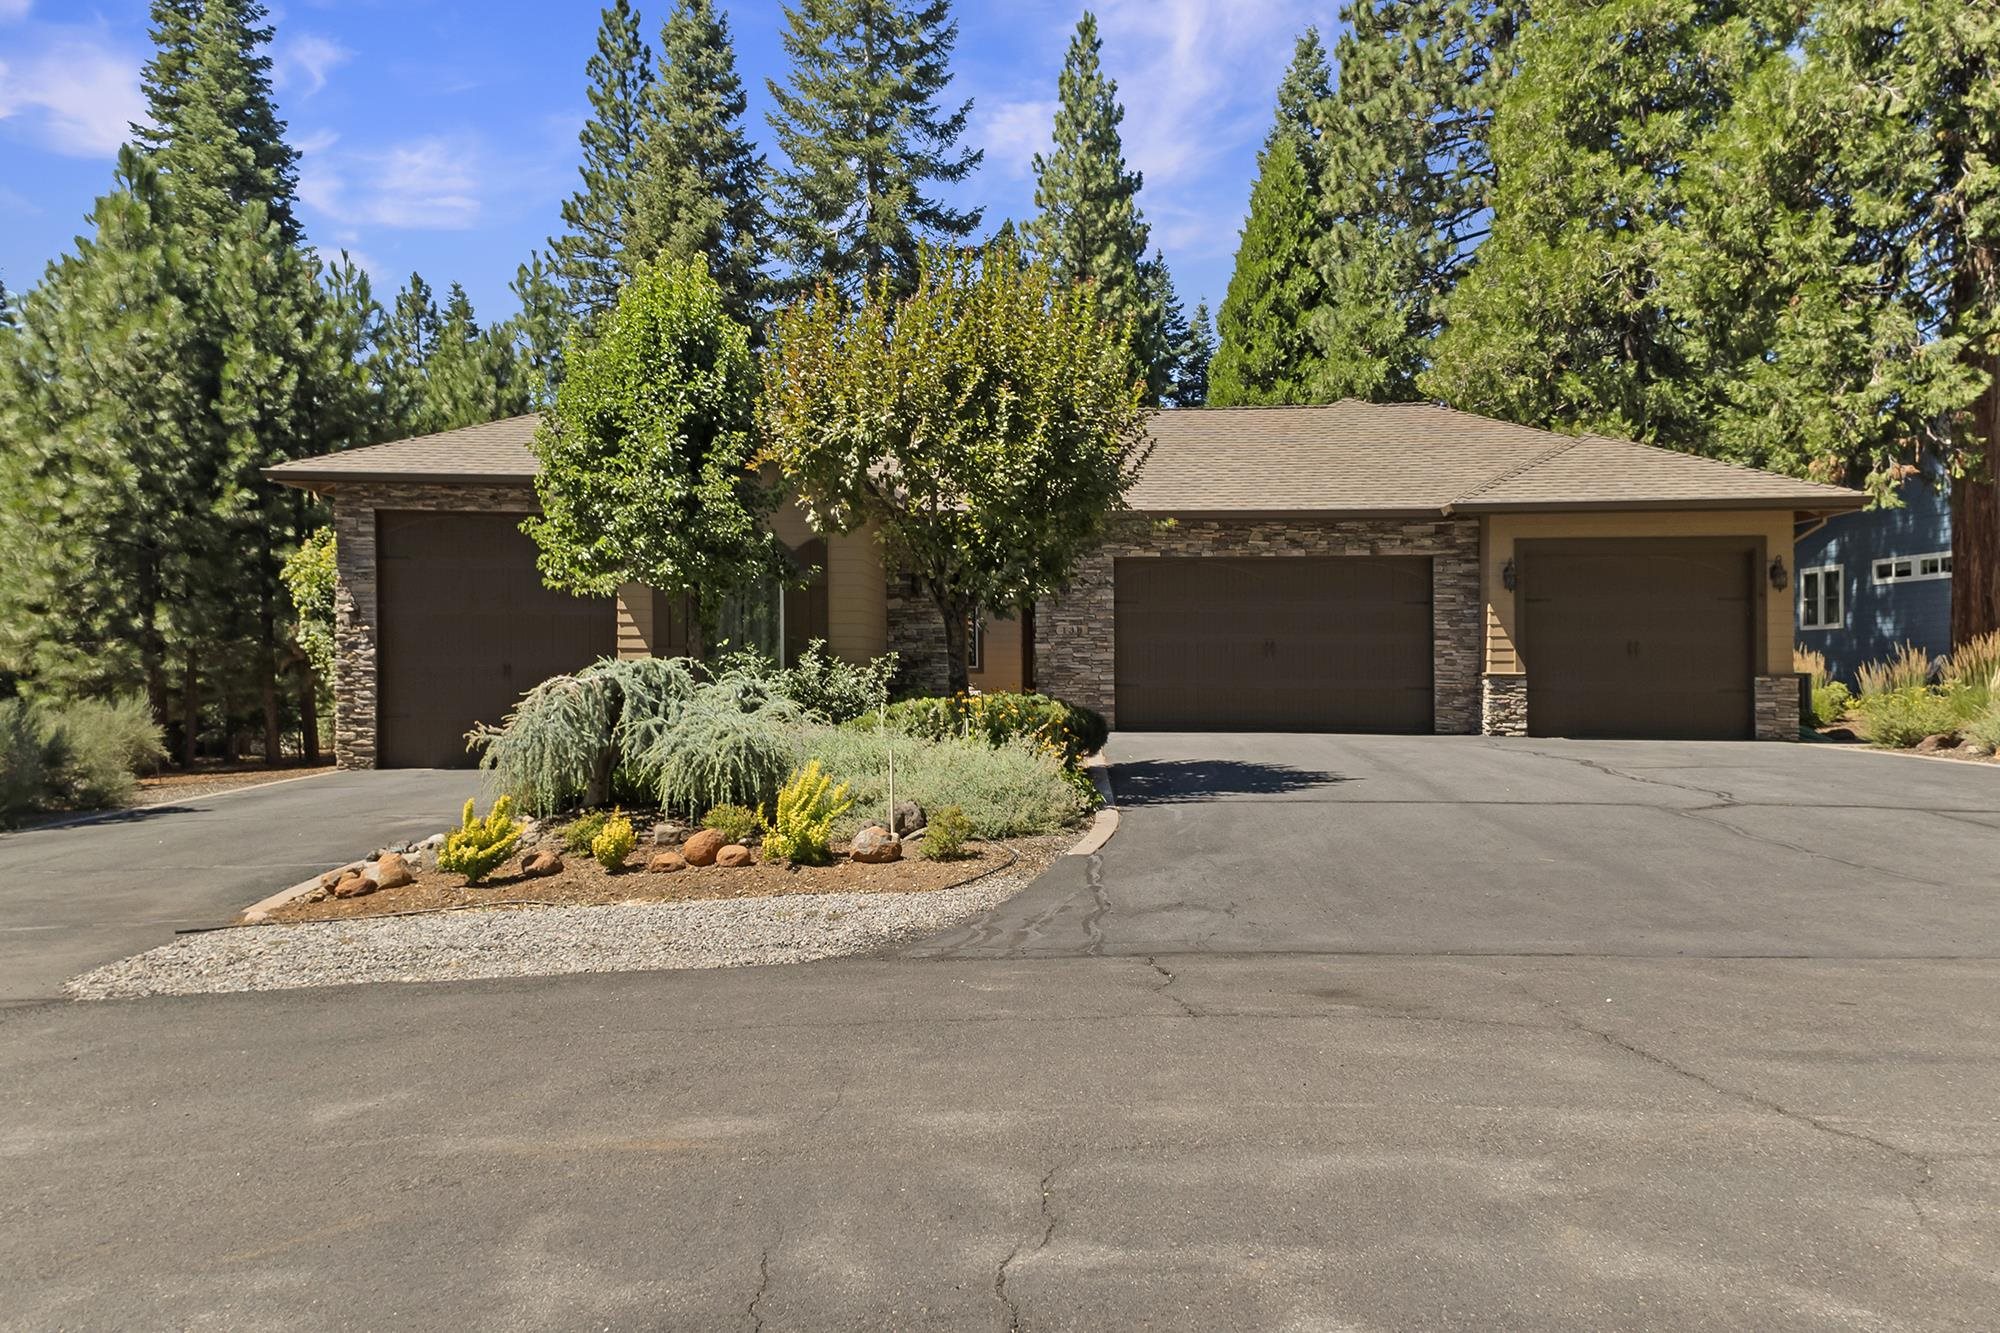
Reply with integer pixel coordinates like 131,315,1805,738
261,467,538,489
1450,495,1868,515
1131,505,1451,520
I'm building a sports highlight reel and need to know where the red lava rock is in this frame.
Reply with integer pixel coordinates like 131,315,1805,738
371,852,415,891
716,844,753,868
647,851,688,874
682,829,726,867
331,873,374,899
849,825,902,864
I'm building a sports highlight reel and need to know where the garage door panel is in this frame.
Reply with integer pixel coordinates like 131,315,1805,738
1114,556,1432,731
1522,541,1754,740
377,511,615,768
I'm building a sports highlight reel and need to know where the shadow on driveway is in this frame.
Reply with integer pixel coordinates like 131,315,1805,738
1109,757,1351,806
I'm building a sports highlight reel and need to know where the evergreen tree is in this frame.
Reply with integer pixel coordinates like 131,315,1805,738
551,1,655,326
1136,251,1186,406
1213,32,1332,405
1313,0,1521,402
1423,0,1792,443
1173,301,1215,408
372,273,441,439
631,0,769,325
135,0,301,242
1029,14,1149,345
506,249,570,407
766,0,983,297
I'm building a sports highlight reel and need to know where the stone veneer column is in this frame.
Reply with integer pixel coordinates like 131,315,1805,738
1753,673,1800,741
884,576,952,696
1033,516,1482,733
329,481,539,769
1481,674,1529,736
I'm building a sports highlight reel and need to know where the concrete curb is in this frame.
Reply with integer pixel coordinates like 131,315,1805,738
238,860,366,925
1067,753,1119,857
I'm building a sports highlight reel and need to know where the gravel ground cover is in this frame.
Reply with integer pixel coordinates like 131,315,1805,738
66,834,1070,1000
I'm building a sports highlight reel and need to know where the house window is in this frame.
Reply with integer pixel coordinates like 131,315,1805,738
1799,565,1843,629
1873,551,1952,584
966,616,985,672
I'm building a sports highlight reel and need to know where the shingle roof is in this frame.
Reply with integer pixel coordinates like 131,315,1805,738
269,400,1866,514
1130,402,1865,514
266,414,541,485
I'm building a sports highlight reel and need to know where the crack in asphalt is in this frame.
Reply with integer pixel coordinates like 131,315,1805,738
1079,854,1109,958
994,1160,1065,1331
1144,956,1201,1018
746,1222,783,1332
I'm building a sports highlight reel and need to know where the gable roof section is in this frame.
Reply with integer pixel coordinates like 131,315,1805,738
268,400,1867,514
1130,402,1864,514
266,414,541,486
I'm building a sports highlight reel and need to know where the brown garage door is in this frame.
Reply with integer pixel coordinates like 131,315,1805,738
1520,539,1755,740
377,510,615,768
1114,556,1433,731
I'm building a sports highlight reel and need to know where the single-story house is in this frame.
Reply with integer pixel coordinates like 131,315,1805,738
1795,469,1953,684
268,402,1866,767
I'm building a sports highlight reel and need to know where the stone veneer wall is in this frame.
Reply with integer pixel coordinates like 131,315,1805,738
1034,515,1483,733
330,481,537,768
1754,673,1801,742
885,575,951,696
1481,674,1529,736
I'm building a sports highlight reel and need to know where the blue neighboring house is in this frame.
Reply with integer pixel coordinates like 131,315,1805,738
1794,472,1954,684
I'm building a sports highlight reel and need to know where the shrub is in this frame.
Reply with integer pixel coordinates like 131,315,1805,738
702,802,762,844
0,695,165,825
920,804,973,861
762,760,855,865
1856,642,1933,698
1965,701,2000,753
562,809,611,853
438,796,525,885
1944,630,2000,691
876,692,1106,768
637,692,805,815
806,726,1090,839
590,809,636,872
1794,646,1831,692
1854,687,1962,749
777,640,897,723
1809,682,1852,728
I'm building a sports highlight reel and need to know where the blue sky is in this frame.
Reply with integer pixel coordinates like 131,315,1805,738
0,0,1339,323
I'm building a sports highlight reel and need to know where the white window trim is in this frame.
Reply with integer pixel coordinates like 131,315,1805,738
1799,564,1844,630
1871,550,1953,585
966,616,985,673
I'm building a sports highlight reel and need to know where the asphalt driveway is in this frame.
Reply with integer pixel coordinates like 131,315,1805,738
0,768,483,1001
917,733,2000,959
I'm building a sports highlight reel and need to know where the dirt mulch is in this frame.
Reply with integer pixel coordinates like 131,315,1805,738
138,763,334,805
265,840,1020,923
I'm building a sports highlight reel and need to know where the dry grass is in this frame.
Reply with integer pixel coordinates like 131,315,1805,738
1855,642,1933,697
1793,646,1831,691
1943,630,2000,690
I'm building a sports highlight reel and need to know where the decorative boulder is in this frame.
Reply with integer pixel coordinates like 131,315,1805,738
1914,733,1961,754
520,849,564,878
647,851,687,874
651,820,691,847
716,844,753,868
370,852,415,891
892,800,926,838
331,873,374,899
682,829,726,867
850,825,902,864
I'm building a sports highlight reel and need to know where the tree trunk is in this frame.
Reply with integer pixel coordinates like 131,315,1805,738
180,652,199,770
1952,247,2000,647
298,660,320,765
934,593,973,695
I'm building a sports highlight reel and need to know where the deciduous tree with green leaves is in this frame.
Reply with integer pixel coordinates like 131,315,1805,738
526,258,780,649
761,243,1148,691
1212,29,1332,405
631,0,769,326
765,0,983,298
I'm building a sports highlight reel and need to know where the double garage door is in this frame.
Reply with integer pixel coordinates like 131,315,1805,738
377,511,614,768
1112,542,1756,738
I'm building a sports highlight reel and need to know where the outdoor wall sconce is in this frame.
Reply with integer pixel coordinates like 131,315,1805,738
1768,556,1789,590
1501,558,1517,592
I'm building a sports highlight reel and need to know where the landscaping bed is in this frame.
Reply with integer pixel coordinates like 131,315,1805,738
265,837,1020,923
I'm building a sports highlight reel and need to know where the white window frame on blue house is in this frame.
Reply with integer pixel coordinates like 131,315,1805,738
1799,564,1844,630
1871,551,1953,585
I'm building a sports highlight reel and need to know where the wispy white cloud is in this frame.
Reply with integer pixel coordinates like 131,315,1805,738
0,26,145,157
0,0,34,23
276,33,353,98
972,96,1058,182
298,132,488,230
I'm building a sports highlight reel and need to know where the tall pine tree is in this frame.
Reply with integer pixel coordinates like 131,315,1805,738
551,1,655,326
630,0,769,325
1173,301,1215,408
1423,0,1793,443
1212,31,1331,406
766,0,983,297
1313,0,1520,402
